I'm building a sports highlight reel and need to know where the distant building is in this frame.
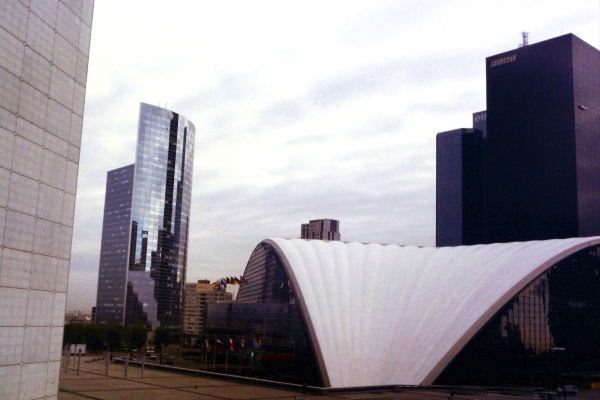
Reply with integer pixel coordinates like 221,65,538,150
300,219,340,241
183,280,232,336
472,110,487,136
65,310,92,325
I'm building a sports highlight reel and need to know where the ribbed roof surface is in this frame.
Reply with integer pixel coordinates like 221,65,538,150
264,237,600,388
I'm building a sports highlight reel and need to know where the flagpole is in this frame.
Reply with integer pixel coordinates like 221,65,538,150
204,339,207,371
213,338,216,372
225,347,228,373
239,340,242,374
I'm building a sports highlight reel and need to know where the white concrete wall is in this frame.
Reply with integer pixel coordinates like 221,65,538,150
0,0,93,398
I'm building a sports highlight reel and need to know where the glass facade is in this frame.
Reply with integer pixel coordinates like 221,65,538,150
202,243,322,386
96,103,195,332
435,247,600,387
485,34,600,243
472,110,487,137
436,128,486,246
571,36,600,237
436,130,463,247
437,35,600,246
96,165,135,325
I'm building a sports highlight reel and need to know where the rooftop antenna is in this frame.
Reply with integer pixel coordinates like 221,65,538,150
521,32,529,47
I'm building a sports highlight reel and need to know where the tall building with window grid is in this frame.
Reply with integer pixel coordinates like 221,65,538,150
182,280,232,337
95,164,134,326
95,103,195,332
300,219,340,241
485,34,600,243
436,34,600,245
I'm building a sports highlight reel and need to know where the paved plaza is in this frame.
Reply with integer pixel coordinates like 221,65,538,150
58,354,600,400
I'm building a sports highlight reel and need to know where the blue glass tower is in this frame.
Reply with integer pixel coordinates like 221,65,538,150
96,164,135,326
96,103,195,331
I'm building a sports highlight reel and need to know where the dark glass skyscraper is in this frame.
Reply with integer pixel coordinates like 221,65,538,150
96,103,195,331
486,34,600,243
472,110,487,136
436,128,485,247
436,34,600,246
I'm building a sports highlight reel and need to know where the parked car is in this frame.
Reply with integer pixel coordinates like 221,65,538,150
557,385,577,397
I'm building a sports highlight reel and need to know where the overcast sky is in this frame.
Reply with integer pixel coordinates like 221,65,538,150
66,1,600,311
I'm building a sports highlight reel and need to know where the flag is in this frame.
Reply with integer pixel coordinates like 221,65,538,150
211,280,219,289
205,338,211,352
216,337,224,352
230,276,235,285
253,338,262,349
216,338,224,346
240,339,246,349
219,279,226,291
228,338,235,351
234,277,241,285
240,276,247,284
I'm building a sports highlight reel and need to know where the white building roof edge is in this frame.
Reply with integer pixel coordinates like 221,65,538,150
263,237,600,388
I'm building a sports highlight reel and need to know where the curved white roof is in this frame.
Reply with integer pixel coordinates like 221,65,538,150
263,237,600,388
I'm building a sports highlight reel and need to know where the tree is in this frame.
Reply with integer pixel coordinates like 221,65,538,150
129,325,147,350
63,324,76,346
84,324,106,352
106,325,124,351
63,323,84,346
117,324,130,347
154,327,172,352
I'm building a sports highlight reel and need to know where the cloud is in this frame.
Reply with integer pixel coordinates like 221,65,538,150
260,99,306,128
67,1,600,311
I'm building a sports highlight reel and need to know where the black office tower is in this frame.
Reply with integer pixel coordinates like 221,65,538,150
436,34,600,246
436,128,486,246
486,34,600,243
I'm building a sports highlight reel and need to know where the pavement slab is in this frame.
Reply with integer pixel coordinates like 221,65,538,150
60,376,151,392
66,388,216,400
186,383,301,399
58,354,600,400
129,376,237,388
